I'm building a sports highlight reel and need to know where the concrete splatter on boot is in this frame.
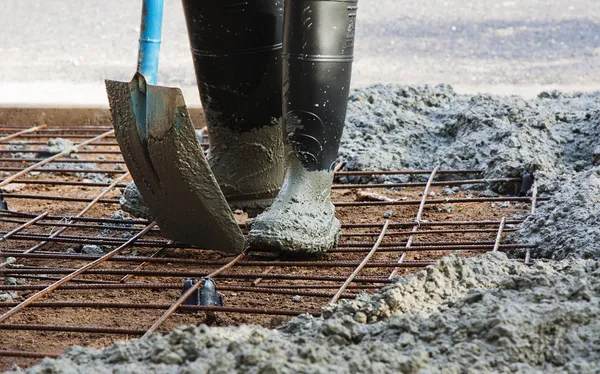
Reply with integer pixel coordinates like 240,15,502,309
248,0,358,254
183,0,285,214
207,121,284,215
247,154,341,254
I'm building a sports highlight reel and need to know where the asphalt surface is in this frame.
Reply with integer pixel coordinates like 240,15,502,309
1,0,599,105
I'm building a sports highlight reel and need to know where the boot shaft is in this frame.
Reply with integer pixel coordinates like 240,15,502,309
283,0,358,171
182,0,284,133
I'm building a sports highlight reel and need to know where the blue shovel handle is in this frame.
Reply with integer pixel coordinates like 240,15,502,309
132,0,164,146
137,0,164,85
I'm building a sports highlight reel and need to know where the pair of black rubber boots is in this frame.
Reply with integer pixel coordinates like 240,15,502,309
183,0,357,254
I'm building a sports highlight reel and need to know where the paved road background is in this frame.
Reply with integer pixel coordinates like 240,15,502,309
1,0,599,105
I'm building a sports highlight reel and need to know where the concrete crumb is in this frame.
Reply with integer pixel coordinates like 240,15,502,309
2,183,25,193
36,138,73,157
0,292,18,302
119,182,153,220
80,245,104,256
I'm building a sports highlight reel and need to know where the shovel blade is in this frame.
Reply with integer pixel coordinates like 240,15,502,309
106,78,245,253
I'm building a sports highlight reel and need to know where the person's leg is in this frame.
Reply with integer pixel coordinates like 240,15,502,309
182,0,285,214
248,0,358,254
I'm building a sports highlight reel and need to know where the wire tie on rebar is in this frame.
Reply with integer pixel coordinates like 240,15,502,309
50,216,71,236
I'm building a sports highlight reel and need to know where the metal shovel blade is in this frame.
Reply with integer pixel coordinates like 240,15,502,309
106,78,245,253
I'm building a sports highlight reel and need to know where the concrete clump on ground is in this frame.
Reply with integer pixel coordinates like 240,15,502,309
36,138,73,157
13,86,600,373
510,167,600,260
119,182,153,220
339,85,600,194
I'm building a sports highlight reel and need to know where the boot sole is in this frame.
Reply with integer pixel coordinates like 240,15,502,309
248,216,341,255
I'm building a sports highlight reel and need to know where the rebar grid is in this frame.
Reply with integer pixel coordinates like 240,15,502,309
0,124,544,367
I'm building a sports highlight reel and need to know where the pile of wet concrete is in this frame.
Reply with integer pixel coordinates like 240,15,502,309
11,253,600,373
10,85,600,373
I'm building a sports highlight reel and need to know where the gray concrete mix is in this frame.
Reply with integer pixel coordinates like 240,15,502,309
247,155,340,254
3,1,600,370
339,85,600,194
107,79,245,254
510,167,600,260
12,86,600,373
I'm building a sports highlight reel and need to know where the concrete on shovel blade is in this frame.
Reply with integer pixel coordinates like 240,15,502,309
105,78,245,254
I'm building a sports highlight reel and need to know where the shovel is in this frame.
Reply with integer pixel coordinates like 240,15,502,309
105,0,245,253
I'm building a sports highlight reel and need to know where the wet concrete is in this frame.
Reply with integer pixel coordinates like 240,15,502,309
35,138,73,157
207,121,284,212
510,167,600,260
247,153,340,254
106,79,244,254
15,253,600,374
340,85,600,194
119,182,153,219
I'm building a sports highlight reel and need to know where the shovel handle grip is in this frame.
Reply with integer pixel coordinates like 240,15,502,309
137,0,164,85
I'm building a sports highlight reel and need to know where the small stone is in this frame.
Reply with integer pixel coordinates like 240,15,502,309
0,291,18,302
501,201,511,208
479,189,499,198
114,164,124,171
3,277,19,286
573,160,587,172
5,257,16,265
383,210,393,219
292,295,302,303
160,351,183,365
81,245,105,256
442,187,457,195
355,312,368,323
98,156,106,161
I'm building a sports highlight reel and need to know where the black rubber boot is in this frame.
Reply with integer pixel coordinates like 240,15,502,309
182,0,285,213
248,0,358,254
